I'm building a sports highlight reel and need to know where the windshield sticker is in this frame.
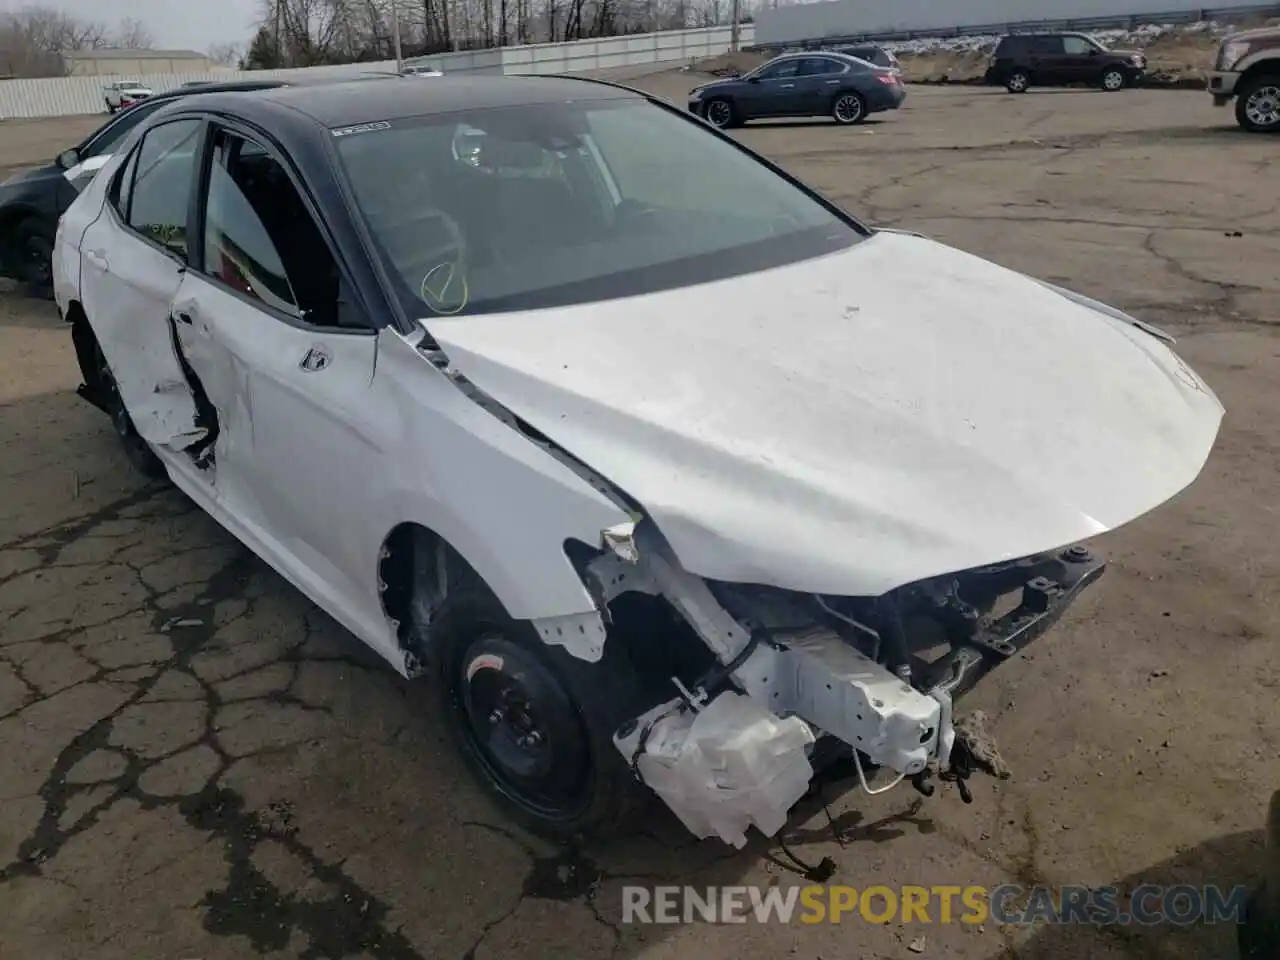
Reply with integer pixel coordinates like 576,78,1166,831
331,120,392,138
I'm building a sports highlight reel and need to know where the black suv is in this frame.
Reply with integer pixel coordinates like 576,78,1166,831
985,33,1146,93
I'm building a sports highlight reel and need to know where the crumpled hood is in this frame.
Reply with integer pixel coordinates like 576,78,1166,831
425,231,1223,597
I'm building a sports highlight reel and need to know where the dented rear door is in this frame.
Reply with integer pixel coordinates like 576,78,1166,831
79,117,208,457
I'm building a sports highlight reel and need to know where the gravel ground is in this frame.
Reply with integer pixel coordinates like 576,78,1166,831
1,79,1278,960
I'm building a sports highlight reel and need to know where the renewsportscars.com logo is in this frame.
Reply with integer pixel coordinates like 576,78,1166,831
621,883,1252,926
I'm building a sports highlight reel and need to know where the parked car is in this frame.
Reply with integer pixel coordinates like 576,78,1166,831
0,76,389,293
54,75,1221,846
1207,25,1280,132
985,32,1146,93
401,63,444,77
830,43,900,72
688,52,905,128
103,80,154,113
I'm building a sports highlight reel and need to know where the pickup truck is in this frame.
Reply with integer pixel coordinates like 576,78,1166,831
102,80,153,113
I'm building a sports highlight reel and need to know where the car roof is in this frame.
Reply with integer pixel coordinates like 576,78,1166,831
230,74,641,128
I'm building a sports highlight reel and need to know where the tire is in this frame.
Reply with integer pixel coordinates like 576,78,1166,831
1005,70,1030,93
831,91,866,125
15,217,55,298
1235,74,1280,133
80,322,167,480
1100,67,1127,92
703,97,737,129
425,581,655,842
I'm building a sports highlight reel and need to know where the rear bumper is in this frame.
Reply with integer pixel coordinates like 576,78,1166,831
867,83,907,112
1208,70,1241,102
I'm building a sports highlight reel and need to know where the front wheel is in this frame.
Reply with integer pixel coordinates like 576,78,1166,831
703,97,737,129
1100,67,1127,91
832,91,866,125
1236,75,1280,132
1006,70,1030,93
427,588,654,841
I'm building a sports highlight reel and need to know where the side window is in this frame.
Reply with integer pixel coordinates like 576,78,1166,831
758,59,801,80
1062,36,1093,55
82,98,169,159
126,118,202,259
108,144,140,220
1032,36,1066,55
801,57,845,76
201,129,351,328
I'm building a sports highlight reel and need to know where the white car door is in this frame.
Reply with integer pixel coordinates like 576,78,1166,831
171,125,385,627
78,116,210,464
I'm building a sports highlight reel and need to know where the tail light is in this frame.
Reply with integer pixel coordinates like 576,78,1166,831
876,74,899,85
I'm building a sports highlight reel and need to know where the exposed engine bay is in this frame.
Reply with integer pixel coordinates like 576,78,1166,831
587,522,1104,848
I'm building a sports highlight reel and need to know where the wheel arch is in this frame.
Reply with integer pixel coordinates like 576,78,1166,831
376,519,609,668
1237,59,1280,91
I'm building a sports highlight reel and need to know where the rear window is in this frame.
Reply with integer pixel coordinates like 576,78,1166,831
335,99,864,318
996,36,1026,55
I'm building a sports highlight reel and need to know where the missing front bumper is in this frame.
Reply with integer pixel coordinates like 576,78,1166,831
607,540,1105,846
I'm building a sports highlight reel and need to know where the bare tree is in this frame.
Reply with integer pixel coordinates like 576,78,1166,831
114,16,156,49
208,41,243,65
238,0,725,65
0,5,108,77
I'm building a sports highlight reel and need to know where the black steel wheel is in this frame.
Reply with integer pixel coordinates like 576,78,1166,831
426,584,653,841
88,330,167,479
456,634,593,818
15,217,54,297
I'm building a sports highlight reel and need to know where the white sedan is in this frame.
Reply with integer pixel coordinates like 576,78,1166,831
54,75,1223,847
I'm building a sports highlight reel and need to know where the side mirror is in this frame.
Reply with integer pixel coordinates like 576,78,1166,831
55,148,80,171
1088,47,1101,55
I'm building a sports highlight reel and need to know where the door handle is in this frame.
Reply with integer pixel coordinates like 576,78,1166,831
780,83,795,88
825,79,840,85
85,249,109,270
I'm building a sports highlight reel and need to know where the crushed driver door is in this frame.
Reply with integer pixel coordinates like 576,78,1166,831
168,124,385,621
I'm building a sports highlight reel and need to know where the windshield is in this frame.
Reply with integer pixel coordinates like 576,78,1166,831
333,98,863,318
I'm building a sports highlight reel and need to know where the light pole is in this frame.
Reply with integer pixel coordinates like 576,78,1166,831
729,0,740,52
390,0,404,72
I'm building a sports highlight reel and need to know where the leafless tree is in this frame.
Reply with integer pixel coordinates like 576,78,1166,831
208,41,244,65
114,16,156,49
242,0,728,66
0,5,108,77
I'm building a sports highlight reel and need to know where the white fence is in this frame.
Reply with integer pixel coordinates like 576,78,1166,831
755,0,1276,44
0,24,755,120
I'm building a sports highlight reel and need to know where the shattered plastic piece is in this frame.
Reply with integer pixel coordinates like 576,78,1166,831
614,691,815,849
601,521,639,564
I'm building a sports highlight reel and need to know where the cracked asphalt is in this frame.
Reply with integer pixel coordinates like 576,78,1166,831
1,79,1279,960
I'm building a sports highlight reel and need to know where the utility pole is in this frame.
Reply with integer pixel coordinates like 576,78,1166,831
390,0,404,71
729,0,740,51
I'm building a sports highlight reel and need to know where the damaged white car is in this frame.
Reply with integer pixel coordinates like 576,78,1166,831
53,76,1223,847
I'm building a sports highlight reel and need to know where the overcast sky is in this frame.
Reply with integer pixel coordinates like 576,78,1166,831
1,0,261,52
